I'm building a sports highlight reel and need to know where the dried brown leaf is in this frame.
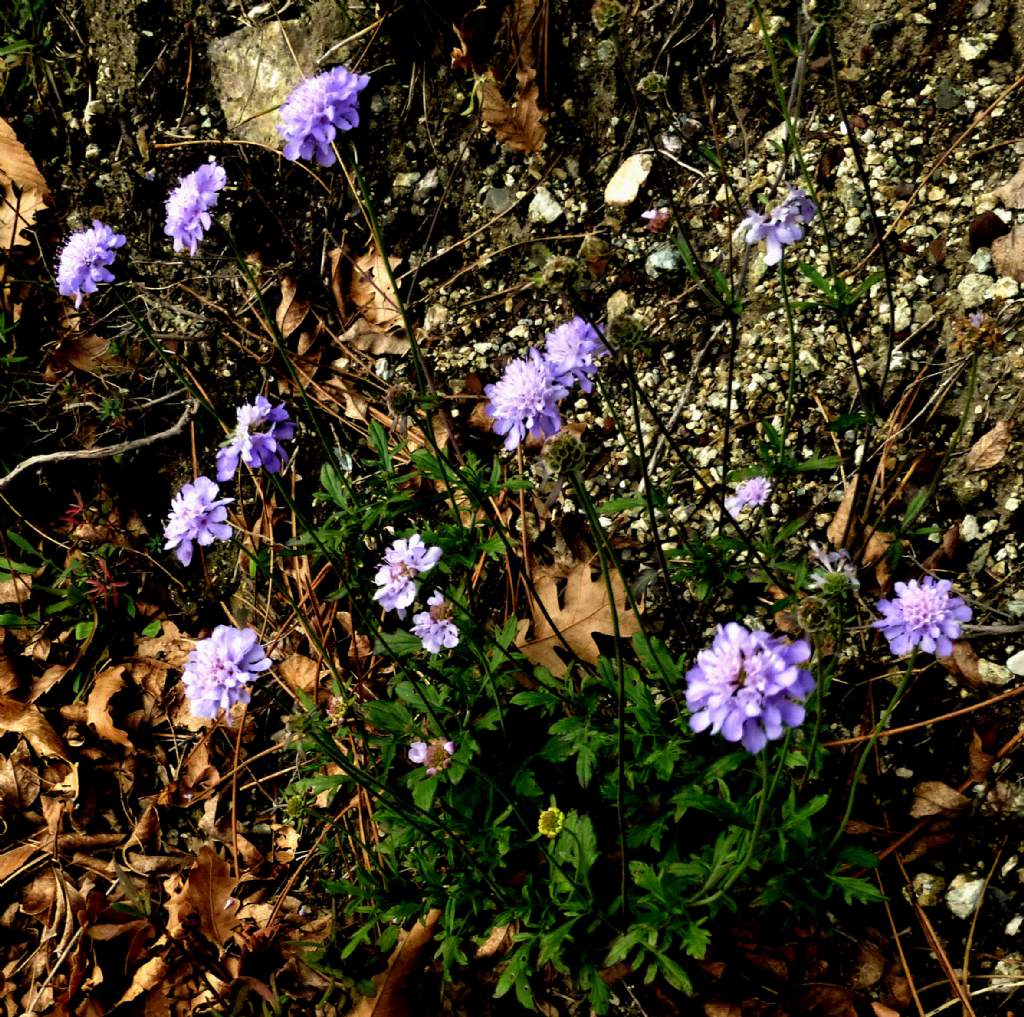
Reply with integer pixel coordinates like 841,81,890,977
86,665,134,749
279,654,320,696
0,117,51,252
339,316,410,355
826,482,858,549
165,845,240,948
0,694,68,758
116,954,169,1006
275,275,310,338
0,842,41,882
350,247,402,330
941,639,983,689
0,573,31,604
993,160,1024,208
871,1004,902,1017
792,984,856,1017
850,941,886,989
968,730,994,783
480,68,546,153
992,226,1024,282
516,560,641,676
346,908,441,1017
909,780,969,818
965,420,1012,471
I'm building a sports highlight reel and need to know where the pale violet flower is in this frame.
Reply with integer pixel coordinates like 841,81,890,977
485,349,568,451
409,738,455,776
740,185,817,266
163,477,232,566
57,220,126,307
543,316,608,394
373,535,442,618
726,475,772,515
277,66,371,166
808,541,860,592
873,577,972,658
216,396,295,482
182,624,271,719
641,207,671,232
164,159,227,255
411,591,459,653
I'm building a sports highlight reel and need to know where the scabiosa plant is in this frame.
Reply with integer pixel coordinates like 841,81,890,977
725,475,772,515
686,623,815,753
872,576,972,657
164,159,228,255
56,220,126,308
485,348,568,451
163,476,233,566
408,739,455,776
277,65,371,166
543,316,609,394
740,185,817,267
216,396,295,482
411,591,460,653
182,624,271,720
808,541,860,593
373,535,442,618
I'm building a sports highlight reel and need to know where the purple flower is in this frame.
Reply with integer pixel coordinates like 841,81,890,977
641,207,671,232
216,396,295,482
373,534,442,618
277,66,371,166
726,475,772,515
56,220,126,308
485,348,568,451
872,576,972,657
686,623,814,753
543,316,609,394
164,159,227,255
411,591,460,653
163,476,233,566
409,738,455,776
740,185,816,267
808,541,860,592
182,624,271,719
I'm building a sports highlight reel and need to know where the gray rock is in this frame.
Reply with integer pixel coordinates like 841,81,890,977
958,272,991,309
1007,649,1024,676
946,873,985,918
528,186,563,224
645,244,683,278
415,168,440,198
910,872,946,907
484,187,514,213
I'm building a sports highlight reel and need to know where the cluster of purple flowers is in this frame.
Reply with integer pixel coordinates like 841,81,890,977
182,623,271,720
373,537,460,654
725,475,772,516
163,396,294,567
164,159,227,255
485,316,608,451
740,185,817,267
277,66,371,166
873,576,971,658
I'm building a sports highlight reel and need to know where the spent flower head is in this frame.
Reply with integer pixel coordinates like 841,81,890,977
685,623,814,753
872,576,972,657
408,738,455,776
163,477,233,566
216,396,295,482
808,541,860,593
641,207,672,232
57,220,126,308
725,475,772,515
411,591,459,653
373,534,442,618
484,348,568,451
182,624,271,719
164,159,227,255
277,65,371,166
543,316,609,394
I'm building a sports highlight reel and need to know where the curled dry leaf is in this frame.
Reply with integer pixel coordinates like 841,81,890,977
965,420,1012,472
871,1005,902,1017
0,694,68,758
0,116,51,253
279,653,320,696
992,226,1024,282
86,665,134,749
515,560,641,677
338,315,410,355
909,780,969,818
993,159,1024,208
164,845,240,948
351,246,403,330
968,730,994,784
275,274,310,338
0,572,31,604
480,67,546,153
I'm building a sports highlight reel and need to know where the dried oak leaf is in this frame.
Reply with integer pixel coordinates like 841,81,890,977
350,246,403,330
0,573,31,604
86,665,134,750
279,654,321,696
0,694,68,758
515,560,641,676
346,908,442,1017
965,420,1012,471
338,315,410,355
909,780,969,818
480,67,546,154
164,845,240,948
275,275,310,338
0,116,51,252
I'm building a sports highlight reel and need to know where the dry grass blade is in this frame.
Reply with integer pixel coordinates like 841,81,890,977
516,560,641,676
346,908,442,1017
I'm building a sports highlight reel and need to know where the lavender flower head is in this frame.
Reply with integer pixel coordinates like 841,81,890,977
740,185,817,267
485,348,568,451
808,541,860,593
872,576,972,657
57,220,126,308
164,159,227,255
686,623,814,753
182,624,271,720
725,475,772,515
411,591,460,654
641,207,671,232
216,396,295,482
163,476,233,566
543,316,609,394
409,738,455,776
373,535,442,618
277,65,371,166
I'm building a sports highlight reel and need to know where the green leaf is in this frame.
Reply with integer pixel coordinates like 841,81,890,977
374,629,424,658
827,873,887,905
141,620,162,637
597,495,647,515
654,950,693,994
412,774,439,811
362,699,413,734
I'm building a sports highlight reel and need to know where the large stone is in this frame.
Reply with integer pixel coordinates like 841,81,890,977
604,153,653,207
